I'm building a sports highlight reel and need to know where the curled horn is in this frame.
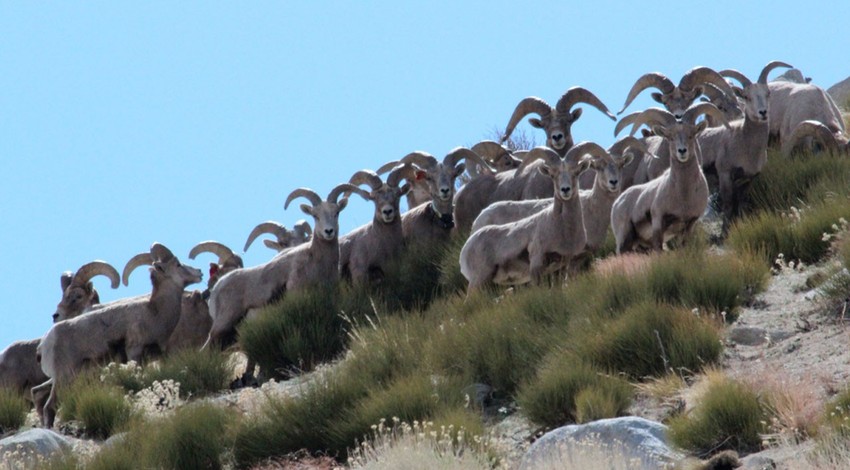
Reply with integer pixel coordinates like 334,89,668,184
618,73,676,114
386,163,417,188
471,141,512,164
679,66,737,99
285,188,322,210
293,220,312,238
616,108,677,136
701,82,728,102
682,102,730,129
189,241,236,265
73,261,121,289
608,136,647,159
614,111,642,137
502,97,553,142
758,60,794,84
122,253,152,286
782,120,841,156
565,141,610,165
443,147,495,174
517,146,563,171
397,151,438,171
150,243,174,262
349,170,384,191
244,222,289,252
327,183,361,204
720,69,752,89
555,86,616,121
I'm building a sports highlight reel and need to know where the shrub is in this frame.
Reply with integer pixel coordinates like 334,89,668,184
668,374,767,457
517,355,632,428
238,287,345,380
145,348,232,398
824,387,850,437
59,373,133,439
0,387,28,434
572,302,722,380
142,403,234,470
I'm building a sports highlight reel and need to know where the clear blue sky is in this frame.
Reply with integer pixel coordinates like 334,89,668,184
1,2,847,349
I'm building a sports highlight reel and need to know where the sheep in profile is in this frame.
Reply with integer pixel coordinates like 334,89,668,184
781,119,850,156
36,243,201,427
5,260,119,405
460,143,607,291
465,141,523,179
767,78,846,148
471,137,645,256
618,66,736,119
611,103,728,253
244,220,312,254
203,184,358,351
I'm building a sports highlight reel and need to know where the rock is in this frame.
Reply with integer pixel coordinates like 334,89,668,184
828,76,850,110
518,416,683,470
772,69,808,84
0,428,72,465
728,327,768,346
741,454,777,469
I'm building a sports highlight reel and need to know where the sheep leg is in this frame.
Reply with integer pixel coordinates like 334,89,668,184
718,171,736,230
529,250,547,284
650,215,664,251
32,379,52,421
43,382,58,428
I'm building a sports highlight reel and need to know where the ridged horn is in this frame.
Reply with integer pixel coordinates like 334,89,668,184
244,222,289,252
565,141,610,165
701,82,727,102
73,261,120,289
293,219,312,238
622,108,678,134
150,243,174,262
122,253,152,286
189,241,235,264
679,66,736,98
502,97,553,142
285,188,322,210
555,86,616,121
614,111,642,137
386,163,417,188
782,120,841,156
682,102,729,128
444,147,495,174
608,136,647,159
397,151,438,171
618,73,675,114
471,141,512,164
517,146,563,171
348,170,384,191
719,69,752,89
758,60,794,84
328,183,360,204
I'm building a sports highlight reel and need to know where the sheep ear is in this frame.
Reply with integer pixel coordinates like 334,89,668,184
621,152,635,167
84,281,95,294
651,92,664,104
263,239,283,251
569,108,582,122
578,158,593,173
337,198,349,211
696,121,709,133
60,272,73,291
453,163,466,178
651,125,669,140
538,165,552,177
414,170,427,181
300,204,314,217
91,290,101,305
399,183,412,196
733,86,745,99
528,118,544,129
691,86,703,98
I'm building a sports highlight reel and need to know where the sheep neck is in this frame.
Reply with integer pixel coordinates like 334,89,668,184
550,192,585,243
738,114,770,177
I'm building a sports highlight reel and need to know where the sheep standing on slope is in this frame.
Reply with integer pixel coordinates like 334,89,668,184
611,103,728,253
339,165,413,284
460,143,607,292
36,244,201,427
244,220,312,254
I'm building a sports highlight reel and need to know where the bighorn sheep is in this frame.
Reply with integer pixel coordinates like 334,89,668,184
767,78,846,148
611,103,728,253
698,61,792,223
36,243,201,427
618,66,736,119
460,143,606,291
782,119,850,156
5,262,119,410
339,166,412,284
465,141,523,179
203,184,357,352
378,148,494,242
471,138,645,256
244,220,312,254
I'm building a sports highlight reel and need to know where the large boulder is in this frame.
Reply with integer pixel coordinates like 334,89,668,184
518,416,683,469
0,428,72,465
828,76,850,110
772,69,808,84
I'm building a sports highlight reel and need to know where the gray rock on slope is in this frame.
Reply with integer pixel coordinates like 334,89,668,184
828,76,850,110
0,428,72,465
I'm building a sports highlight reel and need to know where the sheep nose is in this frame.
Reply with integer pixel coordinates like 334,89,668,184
674,113,683,120
324,228,334,237
609,179,618,186
759,110,767,118
560,186,571,194
552,133,564,142
677,148,687,155
52,313,59,322
382,208,393,216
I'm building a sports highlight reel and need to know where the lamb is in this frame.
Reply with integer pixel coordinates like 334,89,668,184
2,262,119,409
781,119,850,156
338,165,413,284
618,66,736,119
460,143,607,291
244,220,312,254
470,137,645,256
202,183,357,352
36,243,202,427
698,61,792,224
378,148,494,243
611,103,727,253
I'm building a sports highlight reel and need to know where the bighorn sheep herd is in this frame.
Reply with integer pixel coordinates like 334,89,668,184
4,59,847,431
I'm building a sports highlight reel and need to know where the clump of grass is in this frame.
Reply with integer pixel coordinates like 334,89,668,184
59,372,133,439
668,373,767,457
823,387,850,437
146,348,232,398
141,403,235,470
438,234,469,296
0,387,28,434
572,302,722,380
517,354,632,429
238,286,345,380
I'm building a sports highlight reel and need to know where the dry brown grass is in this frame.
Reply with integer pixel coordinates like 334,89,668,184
592,252,656,278
742,367,824,443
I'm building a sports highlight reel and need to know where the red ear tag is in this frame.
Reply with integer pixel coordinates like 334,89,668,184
209,264,219,278
415,171,426,181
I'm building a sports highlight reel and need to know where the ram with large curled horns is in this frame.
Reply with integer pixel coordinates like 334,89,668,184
244,220,312,255
618,66,737,119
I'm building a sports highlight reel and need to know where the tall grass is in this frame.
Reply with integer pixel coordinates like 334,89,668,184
141,403,235,469
58,372,133,439
0,387,28,434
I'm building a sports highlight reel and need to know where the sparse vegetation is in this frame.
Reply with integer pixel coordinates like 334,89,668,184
0,387,28,434
141,403,235,470
58,372,133,439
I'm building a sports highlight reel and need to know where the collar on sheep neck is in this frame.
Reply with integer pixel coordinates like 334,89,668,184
427,202,454,229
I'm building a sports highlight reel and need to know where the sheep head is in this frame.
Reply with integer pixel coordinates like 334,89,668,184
593,137,644,193
618,103,728,163
619,67,736,120
348,167,412,224
470,141,521,174
54,261,120,323
123,243,202,290
699,83,743,124
285,184,357,241
188,241,243,290
503,87,615,154
519,143,602,201
721,61,792,123
244,220,312,253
